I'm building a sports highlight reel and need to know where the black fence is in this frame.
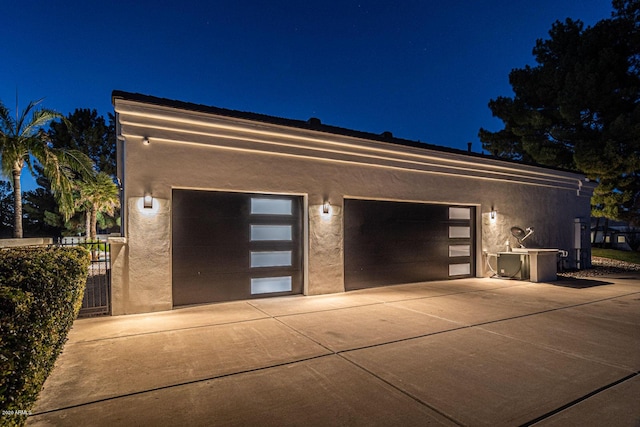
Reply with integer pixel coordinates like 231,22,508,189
57,238,111,317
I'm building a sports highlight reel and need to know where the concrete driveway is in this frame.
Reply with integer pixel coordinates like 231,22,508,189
28,275,640,426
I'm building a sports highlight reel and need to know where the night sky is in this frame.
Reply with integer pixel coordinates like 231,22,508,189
2,0,613,189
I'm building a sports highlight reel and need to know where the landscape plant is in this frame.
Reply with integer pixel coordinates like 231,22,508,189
0,246,90,426
76,171,120,240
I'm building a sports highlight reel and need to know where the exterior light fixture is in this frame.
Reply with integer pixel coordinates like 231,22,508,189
143,194,153,209
142,137,150,145
490,210,496,220
322,201,330,214
138,193,159,215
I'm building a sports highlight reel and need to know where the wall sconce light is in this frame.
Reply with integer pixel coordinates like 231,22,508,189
142,137,150,145
322,200,331,214
143,193,153,209
490,210,496,220
138,193,159,215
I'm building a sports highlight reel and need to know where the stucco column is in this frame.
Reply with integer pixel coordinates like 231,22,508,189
107,237,128,315
125,196,172,313
307,198,344,295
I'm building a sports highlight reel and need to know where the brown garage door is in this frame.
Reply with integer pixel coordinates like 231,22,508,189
172,190,303,306
344,199,475,290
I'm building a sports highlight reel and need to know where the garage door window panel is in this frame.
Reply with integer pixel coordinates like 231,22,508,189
250,198,292,215
449,263,471,276
250,225,293,241
449,207,471,220
250,251,292,268
449,244,471,257
449,226,471,238
251,276,293,294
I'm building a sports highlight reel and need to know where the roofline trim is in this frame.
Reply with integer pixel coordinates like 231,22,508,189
111,90,587,178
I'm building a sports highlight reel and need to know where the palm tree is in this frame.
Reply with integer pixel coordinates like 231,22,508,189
0,98,94,238
77,172,120,240
71,186,92,237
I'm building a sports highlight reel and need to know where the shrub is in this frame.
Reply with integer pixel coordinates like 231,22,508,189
0,246,90,426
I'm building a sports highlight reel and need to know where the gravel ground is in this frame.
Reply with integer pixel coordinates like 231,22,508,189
559,256,640,278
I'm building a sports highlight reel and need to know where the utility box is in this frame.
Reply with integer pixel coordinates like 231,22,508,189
498,249,559,282
574,218,591,269
496,252,530,280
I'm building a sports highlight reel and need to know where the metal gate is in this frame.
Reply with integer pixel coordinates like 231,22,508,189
58,237,111,317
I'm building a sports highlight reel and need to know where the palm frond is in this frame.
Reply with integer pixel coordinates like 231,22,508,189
0,144,16,180
0,101,15,136
14,98,44,131
38,148,96,220
55,149,96,180
0,142,27,184
21,108,63,138
14,98,41,136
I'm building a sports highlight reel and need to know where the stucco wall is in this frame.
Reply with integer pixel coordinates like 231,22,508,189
113,97,595,314
125,197,172,313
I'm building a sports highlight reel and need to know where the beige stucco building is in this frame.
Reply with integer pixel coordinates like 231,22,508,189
111,91,596,315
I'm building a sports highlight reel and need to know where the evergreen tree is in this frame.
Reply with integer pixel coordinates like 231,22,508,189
48,109,116,176
479,0,640,224
23,182,65,237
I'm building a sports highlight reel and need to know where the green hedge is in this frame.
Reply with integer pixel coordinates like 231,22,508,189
0,246,90,426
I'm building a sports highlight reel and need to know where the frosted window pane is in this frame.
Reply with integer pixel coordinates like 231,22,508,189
251,251,292,268
449,245,471,257
251,198,292,215
449,263,471,276
449,207,471,220
449,226,470,238
250,225,292,241
251,276,292,294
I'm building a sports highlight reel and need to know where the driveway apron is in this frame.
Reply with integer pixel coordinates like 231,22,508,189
28,276,640,426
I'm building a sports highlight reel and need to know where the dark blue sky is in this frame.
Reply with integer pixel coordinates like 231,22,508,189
3,0,613,189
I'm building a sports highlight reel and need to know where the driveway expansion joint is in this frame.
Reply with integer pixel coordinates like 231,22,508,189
30,353,335,417
520,372,640,427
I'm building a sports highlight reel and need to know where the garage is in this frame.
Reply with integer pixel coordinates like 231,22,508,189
344,199,475,290
172,190,303,306
112,92,595,315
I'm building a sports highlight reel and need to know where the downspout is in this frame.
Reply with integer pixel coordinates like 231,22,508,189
116,113,127,238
